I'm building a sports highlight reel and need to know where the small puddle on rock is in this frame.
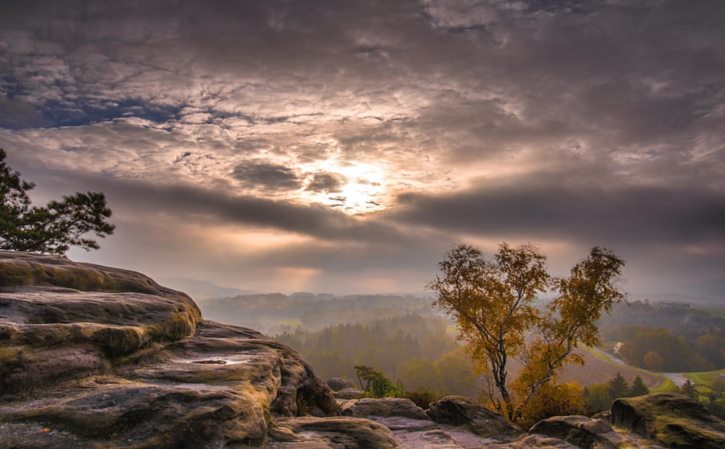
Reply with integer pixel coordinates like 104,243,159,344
182,355,252,366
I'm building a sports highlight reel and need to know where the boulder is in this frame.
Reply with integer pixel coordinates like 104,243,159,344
426,395,521,440
271,416,400,449
529,415,623,449
327,377,354,391
340,397,429,420
487,434,581,448
335,387,365,399
611,393,725,449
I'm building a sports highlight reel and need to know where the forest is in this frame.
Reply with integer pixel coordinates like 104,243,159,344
277,314,479,398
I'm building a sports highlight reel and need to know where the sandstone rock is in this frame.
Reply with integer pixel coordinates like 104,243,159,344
487,434,581,448
335,387,365,399
369,417,499,449
611,393,725,449
0,252,339,449
270,416,400,449
327,377,354,391
341,397,429,420
426,395,522,440
391,427,462,449
529,415,624,449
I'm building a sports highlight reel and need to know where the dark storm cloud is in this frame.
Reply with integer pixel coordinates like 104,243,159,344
389,176,725,247
0,96,46,129
231,161,302,191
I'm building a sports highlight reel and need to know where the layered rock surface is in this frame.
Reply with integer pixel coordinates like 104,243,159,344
0,252,340,449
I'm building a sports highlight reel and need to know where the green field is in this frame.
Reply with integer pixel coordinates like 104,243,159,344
685,369,725,386
683,369,725,398
651,377,678,393
698,307,725,318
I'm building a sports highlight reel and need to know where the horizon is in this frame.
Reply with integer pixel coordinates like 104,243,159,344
1,1,724,299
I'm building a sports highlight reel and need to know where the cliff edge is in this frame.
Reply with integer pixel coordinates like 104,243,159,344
0,252,379,449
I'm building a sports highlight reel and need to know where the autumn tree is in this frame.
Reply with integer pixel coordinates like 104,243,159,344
430,243,624,421
518,381,585,425
643,351,664,371
0,149,114,254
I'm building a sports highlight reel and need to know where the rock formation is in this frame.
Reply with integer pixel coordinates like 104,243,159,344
611,393,725,449
0,252,346,448
1,251,723,449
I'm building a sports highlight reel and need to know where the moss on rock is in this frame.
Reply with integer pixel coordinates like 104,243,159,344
611,393,725,449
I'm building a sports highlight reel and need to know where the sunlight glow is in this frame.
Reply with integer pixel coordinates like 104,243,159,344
300,159,389,214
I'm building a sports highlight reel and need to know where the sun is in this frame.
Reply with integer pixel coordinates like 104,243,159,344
301,160,388,214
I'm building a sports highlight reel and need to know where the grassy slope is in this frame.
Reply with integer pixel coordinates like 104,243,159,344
563,347,724,393
556,346,665,388
651,378,678,393
684,369,725,398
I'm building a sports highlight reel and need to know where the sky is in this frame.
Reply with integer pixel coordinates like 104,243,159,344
1,0,724,299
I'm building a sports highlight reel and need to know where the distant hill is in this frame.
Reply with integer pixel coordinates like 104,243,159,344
158,277,254,301
628,291,724,305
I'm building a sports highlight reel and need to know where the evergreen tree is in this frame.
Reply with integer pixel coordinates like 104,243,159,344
607,372,629,401
629,375,649,396
681,379,698,399
0,149,114,254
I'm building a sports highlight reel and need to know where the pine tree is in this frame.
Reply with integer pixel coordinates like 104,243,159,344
607,372,629,401
0,149,114,254
629,375,649,396
681,380,698,399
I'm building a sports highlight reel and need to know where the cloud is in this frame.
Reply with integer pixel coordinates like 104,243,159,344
231,160,302,191
306,172,344,193
390,174,725,248
0,95,47,129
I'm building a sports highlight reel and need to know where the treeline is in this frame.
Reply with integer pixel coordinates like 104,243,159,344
277,314,479,397
599,301,725,372
582,373,649,413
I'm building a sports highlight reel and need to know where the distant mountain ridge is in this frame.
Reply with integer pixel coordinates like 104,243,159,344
158,277,255,300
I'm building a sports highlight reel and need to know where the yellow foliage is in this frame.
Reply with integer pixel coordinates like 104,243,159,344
518,381,586,426
430,243,624,421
